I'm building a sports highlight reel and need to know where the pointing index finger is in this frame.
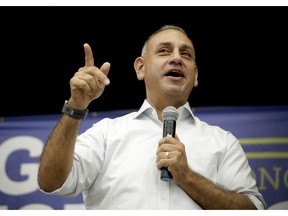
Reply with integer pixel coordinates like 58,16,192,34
84,43,94,66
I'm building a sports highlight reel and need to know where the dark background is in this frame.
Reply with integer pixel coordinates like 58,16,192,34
1,6,287,117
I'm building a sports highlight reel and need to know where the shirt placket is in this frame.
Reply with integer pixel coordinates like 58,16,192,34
157,173,170,209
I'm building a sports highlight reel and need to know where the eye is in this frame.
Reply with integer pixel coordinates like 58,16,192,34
158,48,170,55
181,51,192,58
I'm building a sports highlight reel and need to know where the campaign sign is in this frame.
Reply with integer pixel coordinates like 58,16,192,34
1,106,288,209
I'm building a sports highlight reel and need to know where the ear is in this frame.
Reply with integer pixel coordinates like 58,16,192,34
193,64,198,87
134,57,145,80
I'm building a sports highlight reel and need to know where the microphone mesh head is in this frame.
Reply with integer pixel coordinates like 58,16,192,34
162,106,179,121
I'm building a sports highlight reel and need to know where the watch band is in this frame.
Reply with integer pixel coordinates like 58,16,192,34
62,100,88,120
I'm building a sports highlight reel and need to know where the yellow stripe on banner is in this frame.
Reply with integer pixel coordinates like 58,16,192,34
240,137,288,144
246,152,288,159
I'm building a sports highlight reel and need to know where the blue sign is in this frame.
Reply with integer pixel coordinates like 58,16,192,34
1,106,288,209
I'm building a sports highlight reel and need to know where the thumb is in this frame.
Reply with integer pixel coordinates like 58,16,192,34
100,62,111,76
99,62,111,85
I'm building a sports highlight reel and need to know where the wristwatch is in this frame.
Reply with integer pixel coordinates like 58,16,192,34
62,100,88,120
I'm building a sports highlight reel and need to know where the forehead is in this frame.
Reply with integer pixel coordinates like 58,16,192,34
148,29,193,49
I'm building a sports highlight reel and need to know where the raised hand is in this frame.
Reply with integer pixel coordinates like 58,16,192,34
68,43,111,109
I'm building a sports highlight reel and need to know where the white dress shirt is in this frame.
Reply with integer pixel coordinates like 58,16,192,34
47,100,266,209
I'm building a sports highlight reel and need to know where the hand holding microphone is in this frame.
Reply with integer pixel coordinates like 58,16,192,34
161,106,179,182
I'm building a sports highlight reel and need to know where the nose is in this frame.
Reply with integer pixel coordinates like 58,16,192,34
169,50,182,65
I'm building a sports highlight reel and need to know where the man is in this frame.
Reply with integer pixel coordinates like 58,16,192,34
37,25,266,209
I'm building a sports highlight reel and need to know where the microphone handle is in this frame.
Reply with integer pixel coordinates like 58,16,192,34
161,119,176,182
161,167,173,182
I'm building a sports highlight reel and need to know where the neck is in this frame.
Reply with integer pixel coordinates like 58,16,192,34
146,98,186,121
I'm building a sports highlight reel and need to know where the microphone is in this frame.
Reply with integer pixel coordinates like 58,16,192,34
161,106,179,182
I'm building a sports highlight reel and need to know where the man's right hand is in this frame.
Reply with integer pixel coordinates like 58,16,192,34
68,43,111,109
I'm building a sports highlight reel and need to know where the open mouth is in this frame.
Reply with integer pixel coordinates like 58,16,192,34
165,71,184,78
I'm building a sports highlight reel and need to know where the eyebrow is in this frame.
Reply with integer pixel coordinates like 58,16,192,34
155,42,194,52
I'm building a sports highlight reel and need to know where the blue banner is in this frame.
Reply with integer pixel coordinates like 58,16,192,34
1,106,288,209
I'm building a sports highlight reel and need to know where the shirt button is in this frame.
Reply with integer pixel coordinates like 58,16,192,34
161,194,167,200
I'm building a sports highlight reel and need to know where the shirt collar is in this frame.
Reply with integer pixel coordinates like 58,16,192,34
133,99,195,120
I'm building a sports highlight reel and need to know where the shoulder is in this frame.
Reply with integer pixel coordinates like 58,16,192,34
193,116,238,142
92,110,138,126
